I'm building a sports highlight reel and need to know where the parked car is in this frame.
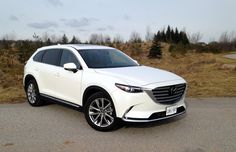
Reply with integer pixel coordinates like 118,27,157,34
23,44,187,131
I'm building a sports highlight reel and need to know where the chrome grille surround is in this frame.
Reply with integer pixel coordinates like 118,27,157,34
151,83,186,104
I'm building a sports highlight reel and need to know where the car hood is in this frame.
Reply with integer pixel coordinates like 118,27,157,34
94,66,184,86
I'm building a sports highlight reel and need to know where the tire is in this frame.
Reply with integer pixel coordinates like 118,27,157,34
26,79,45,107
84,92,118,131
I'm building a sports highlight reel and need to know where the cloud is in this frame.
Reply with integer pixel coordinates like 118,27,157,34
77,29,88,32
123,15,131,21
28,21,58,29
9,15,18,21
60,18,98,28
97,25,114,31
46,0,63,6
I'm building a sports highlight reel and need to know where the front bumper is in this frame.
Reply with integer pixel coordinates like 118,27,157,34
122,106,186,122
111,80,187,122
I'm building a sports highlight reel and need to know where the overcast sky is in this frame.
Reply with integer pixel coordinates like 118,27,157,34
0,0,236,42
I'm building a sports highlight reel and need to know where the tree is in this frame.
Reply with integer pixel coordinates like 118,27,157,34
130,43,142,56
160,30,166,42
145,26,154,42
148,34,162,59
179,31,189,45
89,33,104,44
113,34,124,50
104,35,112,46
113,34,124,44
61,34,68,44
129,32,142,43
219,32,230,43
46,38,52,45
189,32,203,44
166,25,171,42
41,32,49,42
70,36,80,44
174,28,180,43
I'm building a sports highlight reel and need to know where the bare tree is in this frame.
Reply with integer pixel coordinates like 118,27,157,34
89,34,99,44
145,26,154,42
104,35,111,44
189,32,203,44
129,31,142,43
41,32,49,42
2,32,17,40
219,32,230,43
89,33,104,44
113,34,124,44
229,31,236,43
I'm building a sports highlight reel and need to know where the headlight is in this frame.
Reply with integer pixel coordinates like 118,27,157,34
115,83,143,93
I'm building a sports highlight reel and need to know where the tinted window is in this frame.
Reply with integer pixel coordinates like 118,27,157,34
60,50,80,68
33,51,44,62
79,49,138,68
42,49,61,66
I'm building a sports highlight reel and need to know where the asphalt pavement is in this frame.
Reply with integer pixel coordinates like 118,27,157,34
0,98,236,152
224,54,236,60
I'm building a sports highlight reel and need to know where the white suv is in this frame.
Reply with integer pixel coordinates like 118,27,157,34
23,44,187,131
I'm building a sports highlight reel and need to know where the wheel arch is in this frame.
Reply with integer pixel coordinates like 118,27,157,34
82,85,113,107
24,74,37,91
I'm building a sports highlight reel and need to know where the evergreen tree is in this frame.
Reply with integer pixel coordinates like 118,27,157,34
170,29,175,43
166,25,171,42
180,32,189,45
70,36,80,44
174,28,180,43
148,34,162,59
161,30,166,42
156,31,161,41
61,34,68,44
46,38,52,45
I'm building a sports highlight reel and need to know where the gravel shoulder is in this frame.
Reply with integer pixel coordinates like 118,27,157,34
0,98,236,152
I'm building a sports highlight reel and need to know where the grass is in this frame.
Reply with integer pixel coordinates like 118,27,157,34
0,43,235,103
0,50,26,103
131,44,236,97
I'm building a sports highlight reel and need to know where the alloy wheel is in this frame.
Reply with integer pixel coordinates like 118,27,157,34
88,98,114,127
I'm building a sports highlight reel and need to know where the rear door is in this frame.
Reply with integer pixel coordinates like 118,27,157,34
39,49,62,97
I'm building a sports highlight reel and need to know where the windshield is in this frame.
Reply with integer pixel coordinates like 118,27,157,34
79,49,139,68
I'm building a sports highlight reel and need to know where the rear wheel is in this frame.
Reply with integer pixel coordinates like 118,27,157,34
26,79,44,106
84,92,118,131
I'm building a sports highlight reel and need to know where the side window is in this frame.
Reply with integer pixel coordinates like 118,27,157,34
60,50,80,68
41,49,61,66
33,50,44,62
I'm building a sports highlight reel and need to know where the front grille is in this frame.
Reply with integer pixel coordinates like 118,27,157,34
152,83,186,104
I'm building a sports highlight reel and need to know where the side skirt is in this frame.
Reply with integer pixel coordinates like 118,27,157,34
40,93,83,111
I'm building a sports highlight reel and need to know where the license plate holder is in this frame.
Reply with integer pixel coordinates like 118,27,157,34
166,106,178,116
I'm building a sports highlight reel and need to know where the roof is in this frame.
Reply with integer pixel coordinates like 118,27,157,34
67,44,113,50
40,44,114,51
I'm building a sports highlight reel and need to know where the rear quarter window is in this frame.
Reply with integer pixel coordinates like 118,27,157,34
33,51,44,62
41,49,61,66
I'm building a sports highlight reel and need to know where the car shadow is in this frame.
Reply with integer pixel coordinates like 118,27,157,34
41,100,187,130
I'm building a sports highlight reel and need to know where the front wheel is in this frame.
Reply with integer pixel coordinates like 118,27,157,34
84,92,119,131
26,79,45,106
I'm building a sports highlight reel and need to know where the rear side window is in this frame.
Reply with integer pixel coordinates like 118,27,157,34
60,50,80,68
42,49,61,66
33,51,44,62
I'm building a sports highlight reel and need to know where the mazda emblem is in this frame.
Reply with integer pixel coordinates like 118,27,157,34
169,86,177,95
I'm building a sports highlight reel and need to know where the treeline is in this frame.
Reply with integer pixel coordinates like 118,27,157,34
154,25,189,45
1,27,236,63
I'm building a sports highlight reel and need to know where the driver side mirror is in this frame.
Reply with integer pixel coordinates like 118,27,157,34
63,63,78,73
